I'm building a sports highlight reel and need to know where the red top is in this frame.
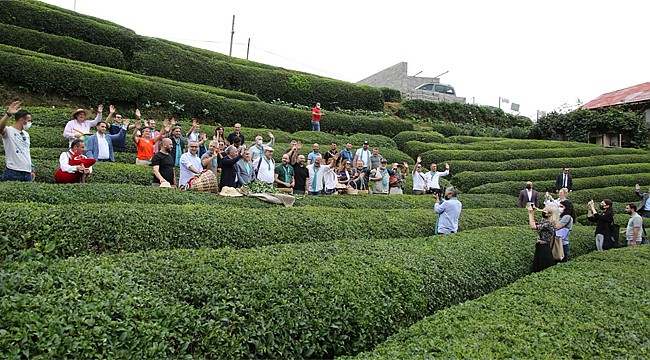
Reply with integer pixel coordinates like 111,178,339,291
311,107,322,121
136,138,156,160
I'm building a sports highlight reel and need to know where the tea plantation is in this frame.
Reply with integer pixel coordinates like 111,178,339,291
1,1,649,358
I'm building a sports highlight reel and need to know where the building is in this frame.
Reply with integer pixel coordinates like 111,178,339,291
357,62,465,103
582,82,650,147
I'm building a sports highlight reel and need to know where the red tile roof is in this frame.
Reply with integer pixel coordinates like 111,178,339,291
582,82,650,109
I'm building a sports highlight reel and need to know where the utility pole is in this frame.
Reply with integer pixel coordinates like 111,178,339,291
229,15,235,57
74,0,77,11
246,38,250,60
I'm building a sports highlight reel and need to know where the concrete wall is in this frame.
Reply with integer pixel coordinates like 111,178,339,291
357,62,465,103
357,62,439,93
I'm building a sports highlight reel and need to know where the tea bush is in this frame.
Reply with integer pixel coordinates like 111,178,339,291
352,246,650,359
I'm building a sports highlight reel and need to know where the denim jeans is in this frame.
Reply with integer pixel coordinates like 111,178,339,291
311,121,320,131
2,168,32,182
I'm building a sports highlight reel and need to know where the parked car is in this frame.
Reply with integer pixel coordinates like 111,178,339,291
415,83,456,96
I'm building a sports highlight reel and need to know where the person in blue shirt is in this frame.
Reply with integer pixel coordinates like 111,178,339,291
434,187,462,234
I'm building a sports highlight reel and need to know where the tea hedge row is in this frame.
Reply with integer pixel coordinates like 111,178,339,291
392,131,445,148
0,0,138,58
402,139,597,158
0,226,596,358
0,1,385,111
0,45,412,135
421,146,643,165
0,202,533,259
469,173,650,195
453,163,650,192
448,154,650,175
0,182,518,209
577,214,650,229
0,23,126,68
353,246,650,359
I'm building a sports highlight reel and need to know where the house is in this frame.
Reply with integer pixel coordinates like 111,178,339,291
357,62,465,103
582,82,650,147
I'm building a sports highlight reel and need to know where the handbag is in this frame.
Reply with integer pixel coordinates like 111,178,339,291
551,236,565,261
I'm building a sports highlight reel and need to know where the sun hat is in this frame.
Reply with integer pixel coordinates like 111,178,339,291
219,186,243,197
70,108,92,119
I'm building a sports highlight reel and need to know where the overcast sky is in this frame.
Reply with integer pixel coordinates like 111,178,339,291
42,0,649,120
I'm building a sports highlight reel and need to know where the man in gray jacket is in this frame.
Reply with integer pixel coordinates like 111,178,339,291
635,183,650,218
235,149,255,187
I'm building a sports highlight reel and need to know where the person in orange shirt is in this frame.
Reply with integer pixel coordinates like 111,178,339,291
132,118,168,165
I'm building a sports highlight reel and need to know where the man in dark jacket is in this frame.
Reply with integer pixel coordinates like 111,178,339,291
219,145,242,189
555,167,573,192
518,181,539,208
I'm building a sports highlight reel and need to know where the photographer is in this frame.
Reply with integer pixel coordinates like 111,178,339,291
425,162,450,195
433,187,462,234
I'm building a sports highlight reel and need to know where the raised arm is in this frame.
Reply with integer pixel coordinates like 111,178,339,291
87,104,104,127
0,101,21,135
132,120,141,144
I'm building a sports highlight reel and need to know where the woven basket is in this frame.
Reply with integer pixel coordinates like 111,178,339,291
276,187,294,193
346,186,359,195
189,170,219,193
356,190,369,195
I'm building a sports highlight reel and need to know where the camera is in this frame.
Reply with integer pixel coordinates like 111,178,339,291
427,186,446,196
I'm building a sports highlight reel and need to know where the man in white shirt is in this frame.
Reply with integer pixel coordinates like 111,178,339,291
247,132,275,163
0,101,34,182
85,120,129,162
412,156,427,195
353,141,371,170
179,141,203,188
306,155,331,195
63,105,104,146
518,181,539,208
55,139,95,183
425,162,450,195
253,146,276,185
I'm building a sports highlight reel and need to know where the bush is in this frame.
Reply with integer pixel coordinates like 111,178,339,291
0,23,126,68
577,213,650,230
445,135,504,144
568,186,644,206
428,122,464,137
392,131,445,148
0,46,407,135
0,44,260,104
420,146,644,165
401,100,532,128
131,38,384,112
453,163,650,192
379,87,402,102
0,0,139,58
468,173,650,195
0,155,153,185
0,226,596,358
449,154,650,175
353,246,650,359
0,182,518,209
0,201,532,259
286,131,397,149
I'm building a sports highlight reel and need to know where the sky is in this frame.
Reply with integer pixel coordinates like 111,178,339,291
41,0,650,120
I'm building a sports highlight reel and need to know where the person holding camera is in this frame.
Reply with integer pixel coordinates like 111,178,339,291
587,199,615,251
433,187,462,234
388,162,409,195
528,204,560,272
425,162,450,195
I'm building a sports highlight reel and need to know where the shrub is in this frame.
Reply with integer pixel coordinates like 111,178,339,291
0,44,260,104
0,46,407,135
0,226,596,358
0,0,139,58
379,87,402,102
392,131,445,148
0,23,126,68
578,214,650,229
445,135,504,144
352,246,650,359
0,202,531,259
0,182,518,209
453,163,650,192
420,146,644,165
449,154,650,175
568,186,644,205
428,122,464,137
0,155,153,185
401,100,531,128
130,38,384,111
286,131,397,149
468,173,650,195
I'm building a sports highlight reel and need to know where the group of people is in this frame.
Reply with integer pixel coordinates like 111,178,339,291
527,182,649,273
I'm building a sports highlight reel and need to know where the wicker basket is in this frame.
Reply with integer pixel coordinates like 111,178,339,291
189,170,219,193
276,187,294,193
